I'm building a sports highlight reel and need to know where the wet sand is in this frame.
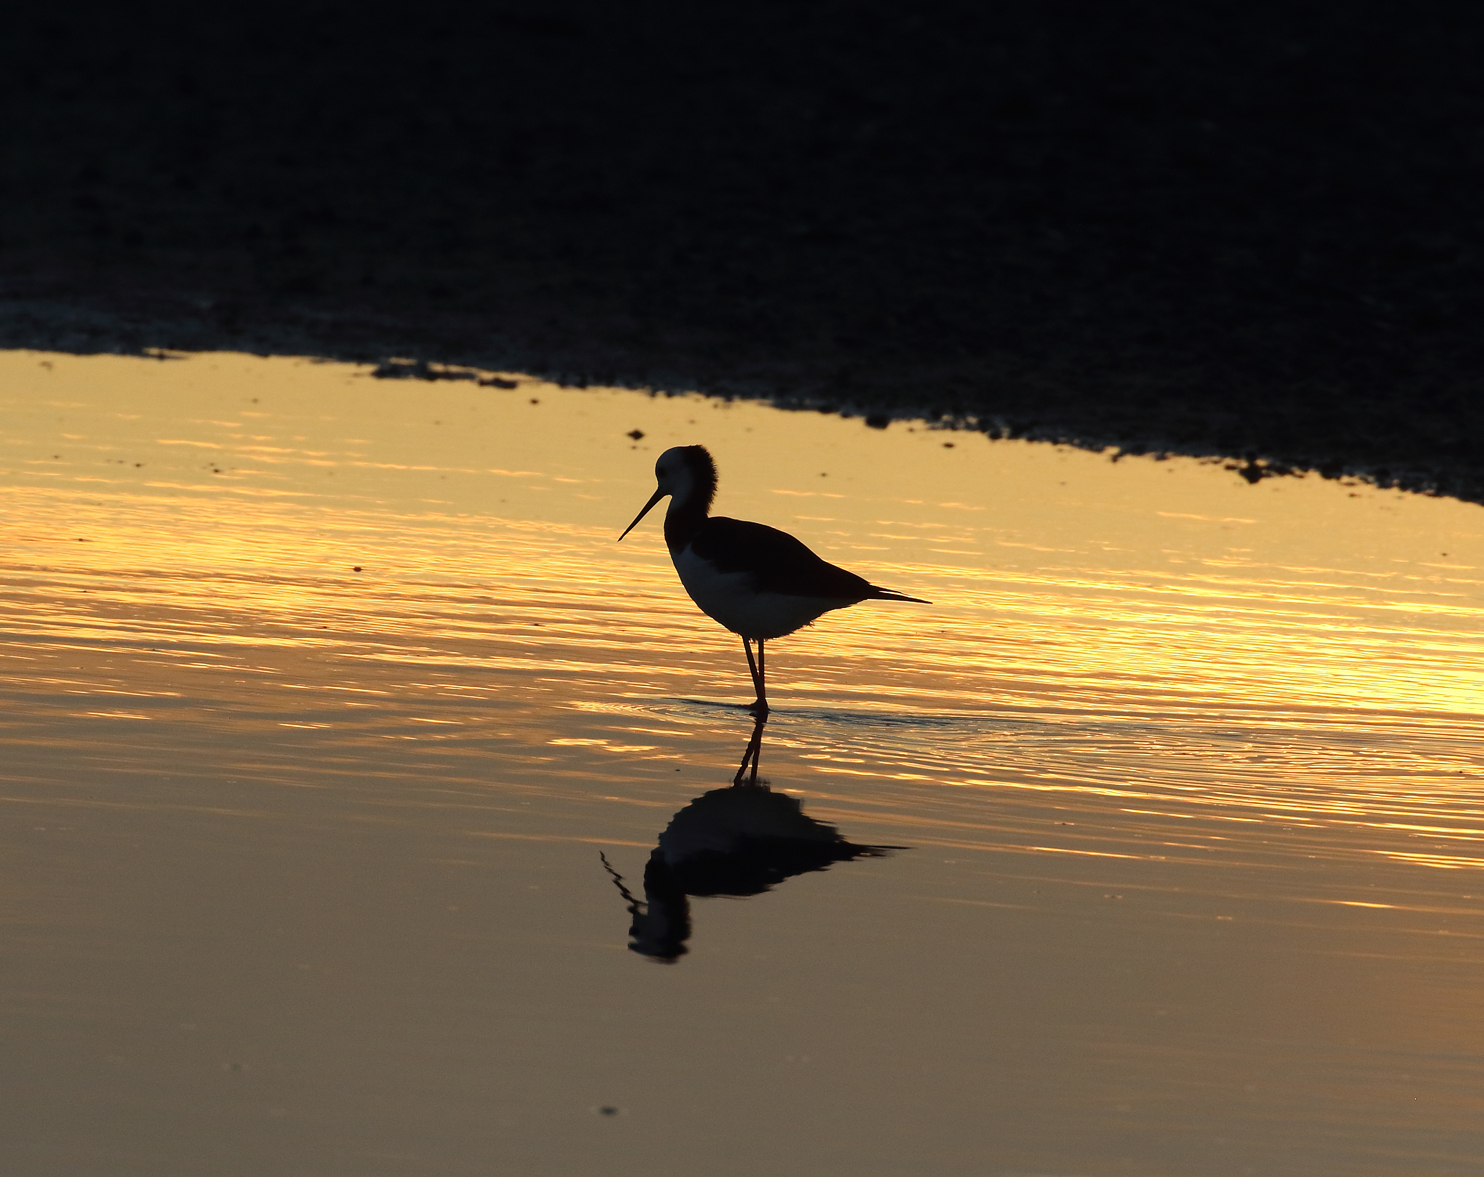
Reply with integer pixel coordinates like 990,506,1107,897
3,352,1482,1175
4,1,1483,500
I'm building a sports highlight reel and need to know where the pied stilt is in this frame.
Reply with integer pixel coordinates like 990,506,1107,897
618,444,928,711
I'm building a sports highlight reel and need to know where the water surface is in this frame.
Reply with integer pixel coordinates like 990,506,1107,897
2,352,1482,1176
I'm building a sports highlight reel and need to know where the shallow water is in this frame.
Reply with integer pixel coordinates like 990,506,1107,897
2,351,1482,1176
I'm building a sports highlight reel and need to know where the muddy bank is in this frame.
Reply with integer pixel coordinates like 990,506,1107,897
4,1,1481,500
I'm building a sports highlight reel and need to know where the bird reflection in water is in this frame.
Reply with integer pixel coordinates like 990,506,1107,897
603,717,902,962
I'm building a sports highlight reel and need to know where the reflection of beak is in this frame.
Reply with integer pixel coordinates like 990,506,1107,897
618,487,666,541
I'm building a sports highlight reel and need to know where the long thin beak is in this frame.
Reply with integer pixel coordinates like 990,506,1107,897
618,487,666,541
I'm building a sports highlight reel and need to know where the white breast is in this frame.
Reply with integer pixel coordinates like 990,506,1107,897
672,546,852,640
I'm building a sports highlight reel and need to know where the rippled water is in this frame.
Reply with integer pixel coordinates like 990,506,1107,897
3,352,1482,1176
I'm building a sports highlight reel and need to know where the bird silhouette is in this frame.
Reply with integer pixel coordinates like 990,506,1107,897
619,444,927,711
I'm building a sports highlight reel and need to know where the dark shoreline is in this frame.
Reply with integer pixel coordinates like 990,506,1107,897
4,1,1481,502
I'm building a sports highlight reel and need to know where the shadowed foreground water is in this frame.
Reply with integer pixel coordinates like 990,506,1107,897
2,353,1482,1176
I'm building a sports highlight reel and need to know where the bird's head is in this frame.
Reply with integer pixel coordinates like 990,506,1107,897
618,445,716,540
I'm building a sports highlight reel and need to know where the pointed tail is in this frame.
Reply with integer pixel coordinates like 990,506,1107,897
868,586,931,604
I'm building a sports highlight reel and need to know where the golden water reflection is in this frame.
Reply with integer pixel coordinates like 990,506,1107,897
606,718,900,962
3,351,1483,1175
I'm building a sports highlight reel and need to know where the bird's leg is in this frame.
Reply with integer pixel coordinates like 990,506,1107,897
742,636,761,693
741,636,769,713
754,639,768,713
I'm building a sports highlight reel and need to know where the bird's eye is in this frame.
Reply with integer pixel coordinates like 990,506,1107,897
657,467,668,477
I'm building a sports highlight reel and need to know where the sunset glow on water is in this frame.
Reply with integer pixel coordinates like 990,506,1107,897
3,352,1482,1176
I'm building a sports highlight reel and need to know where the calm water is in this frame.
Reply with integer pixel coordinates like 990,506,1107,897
2,352,1482,1176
